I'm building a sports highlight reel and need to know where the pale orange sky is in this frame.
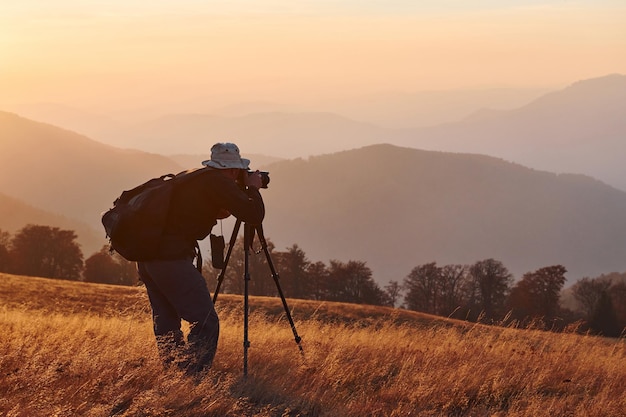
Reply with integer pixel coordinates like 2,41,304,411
1,1,625,112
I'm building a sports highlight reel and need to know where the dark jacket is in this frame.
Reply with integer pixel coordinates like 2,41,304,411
159,168,265,259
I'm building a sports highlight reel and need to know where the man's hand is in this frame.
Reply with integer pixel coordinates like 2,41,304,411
245,170,263,189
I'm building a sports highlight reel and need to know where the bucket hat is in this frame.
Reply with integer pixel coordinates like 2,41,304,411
202,142,250,170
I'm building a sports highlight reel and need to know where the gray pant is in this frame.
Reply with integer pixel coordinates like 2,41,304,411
137,258,219,373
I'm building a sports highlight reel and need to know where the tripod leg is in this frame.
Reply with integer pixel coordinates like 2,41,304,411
213,219,242,303
243,223,253,376
254,224,304,354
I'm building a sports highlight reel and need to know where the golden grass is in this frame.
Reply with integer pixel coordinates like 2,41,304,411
1,273,625,416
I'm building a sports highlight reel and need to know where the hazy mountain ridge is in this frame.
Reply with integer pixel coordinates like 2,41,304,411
58,74,626,191
2,75,625,281
260,144,626,283
2,108,625,282
3,86,548,138
0,192,103,256
4,75,623,190
119,112,396,157
0,111,183,231
404,74,626,191
168,153,284,170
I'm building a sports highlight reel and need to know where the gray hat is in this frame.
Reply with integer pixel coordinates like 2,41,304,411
202,142,250,170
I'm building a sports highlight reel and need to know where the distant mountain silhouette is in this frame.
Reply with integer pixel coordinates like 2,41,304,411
6,75,622,190
0,192,103,256
82,74,625,191
260,144,626,284
2,107,625,282
402,74,626,191
0,111,277,257
203,89,548,128
120,112,395,157
1,102,124,142
168,153,283,171
0,111,183,248
6,88,545,142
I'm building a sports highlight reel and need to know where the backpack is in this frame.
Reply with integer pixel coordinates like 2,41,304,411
101,168,208,262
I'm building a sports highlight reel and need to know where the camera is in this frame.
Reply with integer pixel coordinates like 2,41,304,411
244,170,270,189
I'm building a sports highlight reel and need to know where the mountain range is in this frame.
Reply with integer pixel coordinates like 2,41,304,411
400,74,626,193
259,145,626,284
5,74,624,191
2,108,626,283
12,74,620,192
1,74,625,283
0,191,102,255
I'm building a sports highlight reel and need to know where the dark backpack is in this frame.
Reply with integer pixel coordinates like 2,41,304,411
102,168,207,262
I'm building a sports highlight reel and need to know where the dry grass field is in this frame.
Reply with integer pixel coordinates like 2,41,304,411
1,273,624,416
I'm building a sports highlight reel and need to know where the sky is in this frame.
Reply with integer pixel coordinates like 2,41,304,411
1,1,625,112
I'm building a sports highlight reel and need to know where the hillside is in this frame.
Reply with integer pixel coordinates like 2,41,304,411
29,74,623,192
402,74,626,192
0,111,183,231
2,111,626,282
5,75,623,191
0,273,445,328
0,192,103,256
2,273,624,416
6,88,547,145
260,144,626,283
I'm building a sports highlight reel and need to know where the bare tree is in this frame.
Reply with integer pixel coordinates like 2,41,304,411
403,262,440,314
467,259,513,322
571,277,612,320
438,264,468,317
384,280,403,308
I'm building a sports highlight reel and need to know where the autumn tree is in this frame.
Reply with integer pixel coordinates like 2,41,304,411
306,260,330,301
10,224,83,280
202,261,219,294
0,229,11,273
508,265,567,324
466,259,513,322
326,260,386,305
609,282,626,334
589,290,621,337
247,237,276,296
276,244,312,300
214,234,276,296
84,246,138,285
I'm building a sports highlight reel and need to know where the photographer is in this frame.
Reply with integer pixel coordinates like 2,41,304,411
137,142,265,375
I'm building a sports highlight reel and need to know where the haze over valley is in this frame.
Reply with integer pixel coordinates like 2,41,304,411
6,75,626,193
1,1,625,286
2,85,626,285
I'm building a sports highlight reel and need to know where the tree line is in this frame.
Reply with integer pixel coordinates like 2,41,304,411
1,224,624,337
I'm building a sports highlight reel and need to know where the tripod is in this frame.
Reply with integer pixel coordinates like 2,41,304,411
212,219,303,376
